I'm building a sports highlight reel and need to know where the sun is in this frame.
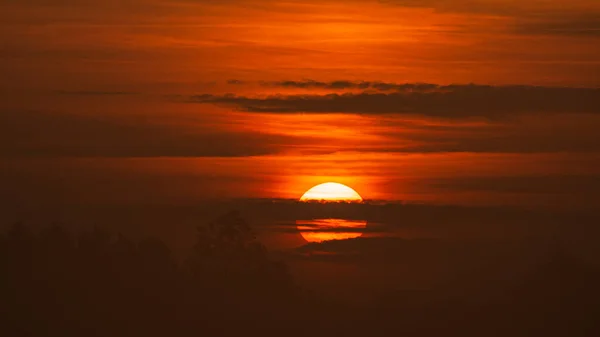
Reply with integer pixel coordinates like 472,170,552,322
297,182,366,243
299,182,363,202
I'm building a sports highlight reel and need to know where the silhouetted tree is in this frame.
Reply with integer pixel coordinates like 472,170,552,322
0,213,301,337
187,210,294,300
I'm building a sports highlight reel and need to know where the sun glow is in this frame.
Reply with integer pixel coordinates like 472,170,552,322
299,182,363,202
296,219,366,243
297,183,366,243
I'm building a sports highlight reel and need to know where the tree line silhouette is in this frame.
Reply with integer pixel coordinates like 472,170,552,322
1,211,299,337
1,210,600,337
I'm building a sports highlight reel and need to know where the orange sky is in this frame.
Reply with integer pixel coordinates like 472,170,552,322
1,0,600,209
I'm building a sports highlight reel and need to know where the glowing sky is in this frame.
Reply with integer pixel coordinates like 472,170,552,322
2,0,600,209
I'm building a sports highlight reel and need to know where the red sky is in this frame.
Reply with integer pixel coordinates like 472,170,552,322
2,0,600,209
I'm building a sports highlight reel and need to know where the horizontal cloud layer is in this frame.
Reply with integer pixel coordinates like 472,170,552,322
4,81,600,159
252,80,438,91
192,83,600,119
515,13,600,37
0,110,289,158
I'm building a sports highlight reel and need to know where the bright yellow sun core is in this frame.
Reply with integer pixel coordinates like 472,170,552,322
300,182,363,202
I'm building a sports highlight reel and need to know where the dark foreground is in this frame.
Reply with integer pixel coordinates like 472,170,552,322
2,211,599,337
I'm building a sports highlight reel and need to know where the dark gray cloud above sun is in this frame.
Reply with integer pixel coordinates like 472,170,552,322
254,80,439,91
193,83,600,119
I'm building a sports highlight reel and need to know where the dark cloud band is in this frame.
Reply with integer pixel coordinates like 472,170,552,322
193,84,600,119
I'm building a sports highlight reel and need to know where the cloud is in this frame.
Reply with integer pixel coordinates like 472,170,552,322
255,80,438,91
0,110,294,158
191,84,600,119
378,0,596,17
431,175,600,195
379,1,600,38
226,79,246,85
5,84,600,159
379,114,600,153
379,0,518,15
56,90,139,96
515,14,600,37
